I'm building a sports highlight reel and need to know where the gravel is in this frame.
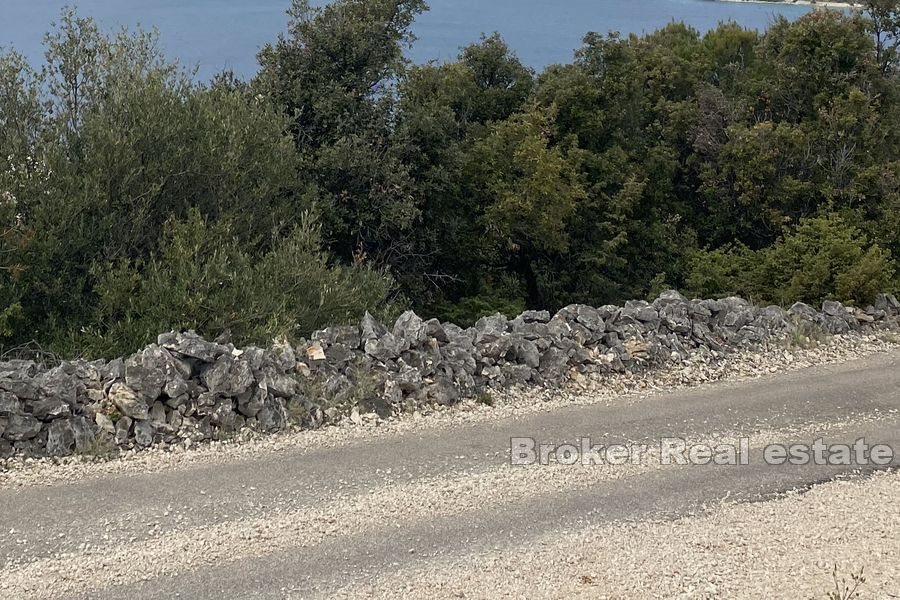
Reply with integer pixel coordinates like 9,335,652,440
332,469,900,599
0,417,889,599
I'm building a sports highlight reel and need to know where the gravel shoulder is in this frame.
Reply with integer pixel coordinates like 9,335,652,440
334,467,900,600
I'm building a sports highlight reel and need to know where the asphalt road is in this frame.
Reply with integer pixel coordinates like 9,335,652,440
1,350,899,599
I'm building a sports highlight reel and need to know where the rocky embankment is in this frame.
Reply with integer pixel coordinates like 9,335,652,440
1,291,898,458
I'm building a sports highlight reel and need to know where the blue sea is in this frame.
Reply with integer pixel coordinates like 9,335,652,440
2,0,829,80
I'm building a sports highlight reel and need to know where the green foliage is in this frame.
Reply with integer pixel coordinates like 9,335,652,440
395,34,535,304
755,11,875,123
864,0,900,74
762,214,894,306
785,318,827,350
0,302,24,342
688,215,894,307
686,244,755,300
2,3,900,357
87,210,394,357
476,391,495,406
255,0,427,272
431,277,527,327
26,10,308,326
0,8,393,356
76,433,119,459
471,108,584,256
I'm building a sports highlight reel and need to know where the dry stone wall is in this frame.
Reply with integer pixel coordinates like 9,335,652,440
1,291,899,458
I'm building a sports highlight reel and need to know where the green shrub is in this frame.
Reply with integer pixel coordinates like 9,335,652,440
0,11,346,355
761,214,896,306
688,215,896,307
686,244,755,300
429,273,527,326
85,209,395,356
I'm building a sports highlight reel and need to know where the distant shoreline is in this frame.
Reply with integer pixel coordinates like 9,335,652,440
716,0,859,8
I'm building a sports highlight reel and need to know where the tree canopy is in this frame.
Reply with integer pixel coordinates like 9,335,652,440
1,0,899,355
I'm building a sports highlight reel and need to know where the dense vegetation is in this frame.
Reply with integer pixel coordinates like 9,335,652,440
1,0,900,357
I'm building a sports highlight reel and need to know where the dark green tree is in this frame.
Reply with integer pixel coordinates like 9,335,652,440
255,0,427,275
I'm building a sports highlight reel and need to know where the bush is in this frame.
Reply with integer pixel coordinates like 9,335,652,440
23,19,308,327
686,244,755,300
687,214,896,306
85,210,395,356
428,273,527,326
762,214,895,306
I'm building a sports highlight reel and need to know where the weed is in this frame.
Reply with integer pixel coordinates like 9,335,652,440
76,434,119,460
825,565,866,600
285,399,309,425
294,356,386,420
877,331,900,345
785,319,828,350
476,391,495,407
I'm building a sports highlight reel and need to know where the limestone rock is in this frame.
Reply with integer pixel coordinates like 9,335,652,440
394,310,429,346
109,383,149,420
158,331,230,362
29,399,71,421
133,420,155,447
0,392,22,416
3,414,42,441
46,419,76,456
360,312,388,343
200,354,254,397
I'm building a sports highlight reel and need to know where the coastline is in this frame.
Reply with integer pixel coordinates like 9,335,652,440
716,0,859,9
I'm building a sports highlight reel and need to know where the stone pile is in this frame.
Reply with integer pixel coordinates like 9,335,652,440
1,291,898,458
